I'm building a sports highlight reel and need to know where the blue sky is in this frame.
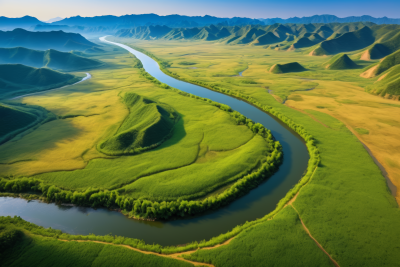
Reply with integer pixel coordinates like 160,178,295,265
1,0,400,21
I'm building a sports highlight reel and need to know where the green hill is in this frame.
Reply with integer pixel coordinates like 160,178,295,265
0,103,54,144
375,49,400,75
0,64,82,99
98,93,178,155
269,62,306,74
366,65,400,98
324,54,358,70
0,47,103,71
0,28,100,52
312,26,375,55
361,49,400,78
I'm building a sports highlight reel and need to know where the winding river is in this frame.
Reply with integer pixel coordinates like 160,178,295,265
0,37,309,246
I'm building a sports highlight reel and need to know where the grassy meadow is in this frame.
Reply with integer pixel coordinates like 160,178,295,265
111,38,400,265
0,44,271,202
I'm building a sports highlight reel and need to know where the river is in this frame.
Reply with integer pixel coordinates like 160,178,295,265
0,37,309,246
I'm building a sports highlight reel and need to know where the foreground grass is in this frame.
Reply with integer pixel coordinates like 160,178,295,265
114,38,400,266
0,224,195,267
184,206,334,267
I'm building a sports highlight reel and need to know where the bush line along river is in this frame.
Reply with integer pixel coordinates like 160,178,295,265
0,37,309,246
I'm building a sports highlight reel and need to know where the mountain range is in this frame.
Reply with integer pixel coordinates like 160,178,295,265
1,14,399,33
0,47,104,71
0,28,100,51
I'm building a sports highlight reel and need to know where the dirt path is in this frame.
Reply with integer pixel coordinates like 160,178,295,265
59,239,214,267
290,206,340,267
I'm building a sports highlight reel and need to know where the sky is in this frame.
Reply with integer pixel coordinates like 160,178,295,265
1,0,400,21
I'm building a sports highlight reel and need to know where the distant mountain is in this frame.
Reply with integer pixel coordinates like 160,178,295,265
53,14,264,28
115,23,400,61
33,24,116,35
260,15,400,25
0,28,100,52
0,64,81,99
0,16,44,30
0,47,104,71
45,17,63,23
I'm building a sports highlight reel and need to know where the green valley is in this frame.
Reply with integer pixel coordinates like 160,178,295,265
1,7,400,267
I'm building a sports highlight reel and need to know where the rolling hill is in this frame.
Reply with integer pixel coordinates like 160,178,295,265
0,28,100,52
269,62,306,74
324,54,358,70
0,47,104,71
366,65,400,98
0,64,82,99
98,93,178,155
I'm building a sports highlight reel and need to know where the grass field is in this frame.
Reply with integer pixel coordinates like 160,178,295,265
0,223,195,267
0,44,271,202
111,38,400,265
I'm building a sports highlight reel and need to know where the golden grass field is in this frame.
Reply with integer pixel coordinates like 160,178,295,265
116,38,400,204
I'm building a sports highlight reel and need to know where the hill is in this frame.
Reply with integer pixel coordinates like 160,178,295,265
312,26,375,55
0,64,82,99
98,93,178,155
0,47,103,71
324,54,358,70
0,28,100,52
0,103,54,144
361,49,400,78
269,62,306,74
366,65,400,98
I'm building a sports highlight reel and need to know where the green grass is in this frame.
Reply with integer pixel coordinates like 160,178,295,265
0,225,194,267
184,206,335,267
0,47,103,71
0,64,83,100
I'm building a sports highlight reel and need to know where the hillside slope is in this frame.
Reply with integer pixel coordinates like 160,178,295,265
0,47,103,71
98,93,178,155
324,54,358,70
0,64,81,99
0,28,100,52
270,62,306,74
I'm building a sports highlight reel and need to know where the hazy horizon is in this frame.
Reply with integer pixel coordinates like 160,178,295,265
1,0,400,21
